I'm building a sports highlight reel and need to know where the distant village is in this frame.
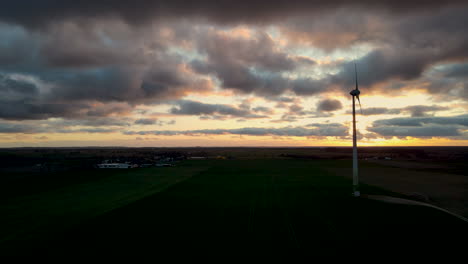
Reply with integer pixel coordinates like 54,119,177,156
96,155,217,169
2,147,464,174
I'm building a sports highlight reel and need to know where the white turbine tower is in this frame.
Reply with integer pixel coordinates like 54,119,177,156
350,63,362,197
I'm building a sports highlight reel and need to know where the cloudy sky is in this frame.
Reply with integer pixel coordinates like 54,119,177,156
1,1,467,147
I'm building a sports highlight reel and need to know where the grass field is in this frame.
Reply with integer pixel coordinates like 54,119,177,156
0,162,207,250
1,159,467,255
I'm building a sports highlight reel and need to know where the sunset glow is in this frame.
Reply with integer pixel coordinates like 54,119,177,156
1,1,467,147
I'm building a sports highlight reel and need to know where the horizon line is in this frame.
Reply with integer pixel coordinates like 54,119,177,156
1,145,467,149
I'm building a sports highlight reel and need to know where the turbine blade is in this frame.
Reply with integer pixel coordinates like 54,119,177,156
356,95,363,115
354,63,358,91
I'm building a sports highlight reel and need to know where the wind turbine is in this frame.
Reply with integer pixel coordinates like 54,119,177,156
350,63,362,197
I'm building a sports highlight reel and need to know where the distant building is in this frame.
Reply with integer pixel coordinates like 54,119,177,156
97,163,131,169
156,163,174,167
188,156,207,160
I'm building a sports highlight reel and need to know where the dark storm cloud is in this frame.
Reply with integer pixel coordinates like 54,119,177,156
68,128,117,133
306,122,348,136
190,31,315,96
270,103,312,123
425,76,468,100
6,19,190,70
1,0,468,130
48,53,209,103
0,24,41,70
0,123,39,133
368,115,468,138
0,19,214,121
39,31,137,69
0,72,146,121
280,4,468,52
350,50,431,85
252,106,273,114
0,53,211,121
124,124,348,137
372,115,468,127
53,118,130,127
134,118,175,126
0,102,88,120
317,99,343,112
278,4,468,99
288,104,306,115
329,47,445,92
291,78,329,96
170,100,267,119
196,31,297,72
331,53,468,98
3,2,468,101
267,96,297,103
357,107,401,116
192,58,289,95
347,105,449,116
1,1,465,28
270,114,299,123
86,103,133,117
140,65,211,100
0,118,125,134
134,118,158,125
0,73,88,120
0,73,38,95
403,105,450,117
47,67,137,102
440,63,468,78
307,123,344,128
368,125,462,137
0,72,144,120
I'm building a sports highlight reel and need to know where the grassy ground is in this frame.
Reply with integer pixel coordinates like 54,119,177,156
1,159,467,255
0,161,207,251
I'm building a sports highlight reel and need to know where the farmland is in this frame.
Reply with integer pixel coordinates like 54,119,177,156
1,150,467,255
0,162,207,252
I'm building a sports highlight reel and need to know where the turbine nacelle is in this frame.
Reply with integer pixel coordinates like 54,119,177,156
350,89,360,96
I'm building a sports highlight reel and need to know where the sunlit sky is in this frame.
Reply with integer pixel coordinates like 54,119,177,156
1,1,467,147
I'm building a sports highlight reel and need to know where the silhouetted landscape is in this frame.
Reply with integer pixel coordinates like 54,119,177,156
1,147,466,255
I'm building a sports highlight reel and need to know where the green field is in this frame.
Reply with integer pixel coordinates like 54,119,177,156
1,159,467,255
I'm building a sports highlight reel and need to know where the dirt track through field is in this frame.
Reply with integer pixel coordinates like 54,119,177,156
329,160,468,218
362,194,468,223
